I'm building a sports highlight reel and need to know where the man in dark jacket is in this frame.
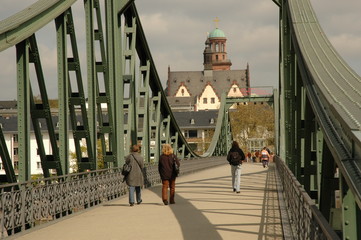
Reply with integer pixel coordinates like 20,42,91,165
227,141,245,193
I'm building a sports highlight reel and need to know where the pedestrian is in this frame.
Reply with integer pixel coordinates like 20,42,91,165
261,147,270,168
125,144,144,206
255,150,260,162
247,152,252,162
158,144,180,205
252,152,256,163
227,141,245,193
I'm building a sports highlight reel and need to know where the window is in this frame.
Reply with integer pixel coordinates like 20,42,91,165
203,98,207,104
216,55,218,60
233,87,237,93
14,161,19,170
13,148,18,156
13,134,18,143
211,98,215,104
190,119,195,124
181,89,184,96
210,118,215,124
188,130,197,138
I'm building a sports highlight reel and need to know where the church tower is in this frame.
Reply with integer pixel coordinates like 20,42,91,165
203,19,232,71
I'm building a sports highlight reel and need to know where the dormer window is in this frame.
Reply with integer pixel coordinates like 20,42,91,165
186,77,190,83
173,78,177,83
190,119,195,124
210,118,215,124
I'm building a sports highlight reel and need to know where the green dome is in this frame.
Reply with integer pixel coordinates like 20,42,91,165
209,28,226,38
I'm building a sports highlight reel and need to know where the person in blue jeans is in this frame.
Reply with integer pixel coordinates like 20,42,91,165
227,141,245,193
125,144,144,206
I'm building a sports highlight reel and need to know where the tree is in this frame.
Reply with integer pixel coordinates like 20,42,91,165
229,103,275,152
70,139,105,172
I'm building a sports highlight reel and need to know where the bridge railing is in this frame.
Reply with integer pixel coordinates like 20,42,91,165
0,156,225,238
275,156,340,240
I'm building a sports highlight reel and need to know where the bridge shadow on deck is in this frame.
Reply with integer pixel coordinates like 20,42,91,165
147,163,283,240
12,163,283,240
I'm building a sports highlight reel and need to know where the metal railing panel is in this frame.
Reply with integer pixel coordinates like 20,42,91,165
0,156,225,238
275,156,340,240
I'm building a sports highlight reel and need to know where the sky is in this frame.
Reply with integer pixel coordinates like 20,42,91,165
0,0,360,100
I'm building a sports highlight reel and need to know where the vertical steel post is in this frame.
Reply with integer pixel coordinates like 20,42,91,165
16,40,31,182
56,12,69,174
85,0,97,169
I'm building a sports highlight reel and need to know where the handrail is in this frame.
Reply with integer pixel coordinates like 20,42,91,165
275,156,340,240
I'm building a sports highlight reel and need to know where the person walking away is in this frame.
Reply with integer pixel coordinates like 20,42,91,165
125,144,144,206
261,147,270,168
158,144,180,205
247,152,252,162
252,152,256,163
255,150,260,162
227,141,245,193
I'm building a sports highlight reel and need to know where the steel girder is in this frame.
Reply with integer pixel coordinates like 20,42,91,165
276,0,361,238
0,0,212,183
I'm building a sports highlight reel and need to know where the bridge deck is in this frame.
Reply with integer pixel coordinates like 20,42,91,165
13,162,285,240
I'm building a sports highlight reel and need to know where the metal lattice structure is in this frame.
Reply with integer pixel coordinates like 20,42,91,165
0,0,210,183
275,0,361,238
0,0,360,238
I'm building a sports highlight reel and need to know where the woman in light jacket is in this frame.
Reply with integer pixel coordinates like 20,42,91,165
158,144,180,205
125,144,144,206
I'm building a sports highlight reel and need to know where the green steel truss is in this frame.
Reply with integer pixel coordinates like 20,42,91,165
276,0,361,238
1,0,360,237
0,0,233,183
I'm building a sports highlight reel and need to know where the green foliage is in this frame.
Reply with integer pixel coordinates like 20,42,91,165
230,103,275,151
69,139,105,172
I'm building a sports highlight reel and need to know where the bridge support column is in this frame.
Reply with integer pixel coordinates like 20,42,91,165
341,184,360,239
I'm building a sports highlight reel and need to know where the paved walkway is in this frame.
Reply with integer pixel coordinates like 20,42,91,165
14,162,284,240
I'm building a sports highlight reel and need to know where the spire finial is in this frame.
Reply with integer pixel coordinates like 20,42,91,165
213,17,220,28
